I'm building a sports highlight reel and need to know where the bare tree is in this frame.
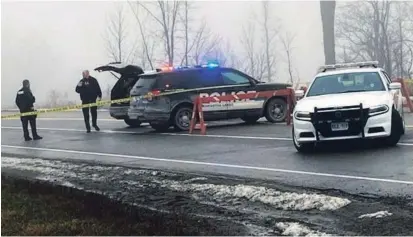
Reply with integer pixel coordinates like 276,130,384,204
187,21,222,65
280,31,298,85
261,1,278,81
104,3,136,63
335,0,413,77
136,1,182,66
180,1,190,66
320,0,336,65
241,19,266,81
47,90,61,108
128,1,156,69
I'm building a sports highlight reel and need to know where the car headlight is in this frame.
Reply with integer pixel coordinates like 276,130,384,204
369,104,389,116
294,111,311,121
132,96,139,102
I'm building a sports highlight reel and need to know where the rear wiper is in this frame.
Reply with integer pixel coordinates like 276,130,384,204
337,90,366,94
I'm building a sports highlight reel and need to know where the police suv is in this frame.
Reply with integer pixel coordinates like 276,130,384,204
292,61,405,153
128,63,291,132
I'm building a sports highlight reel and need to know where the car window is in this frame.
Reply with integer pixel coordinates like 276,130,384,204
306,72,385,97
132,75,157,92
198,69,223,87
156,72,203,89
221,71,251,85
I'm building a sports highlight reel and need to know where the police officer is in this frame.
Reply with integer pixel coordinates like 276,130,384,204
75,70,102,133
15,79,43,141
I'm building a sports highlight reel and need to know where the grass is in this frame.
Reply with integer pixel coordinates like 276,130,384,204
1,175,241,236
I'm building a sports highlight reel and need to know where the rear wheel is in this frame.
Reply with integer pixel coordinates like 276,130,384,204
241,116,260,124
173,106,193,131
265,98,287,123
124,119,141,128
382,109,403,146
150,122,170,132
293,126,315,153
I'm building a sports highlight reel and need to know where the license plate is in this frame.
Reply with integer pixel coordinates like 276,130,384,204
331,122,349,131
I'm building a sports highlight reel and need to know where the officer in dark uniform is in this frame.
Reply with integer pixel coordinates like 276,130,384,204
75,70,102,133
15,79,43,141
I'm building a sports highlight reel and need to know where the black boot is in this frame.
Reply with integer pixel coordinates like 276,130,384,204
25,136,33,141
86,122,91,133
93,125,100,131
29,117,42,140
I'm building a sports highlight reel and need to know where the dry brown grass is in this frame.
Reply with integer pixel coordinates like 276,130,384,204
1,175,240,236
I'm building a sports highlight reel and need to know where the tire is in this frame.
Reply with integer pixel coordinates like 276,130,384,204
150,122,170,132
265,98,288,123
292,126,315,153
124,119,141,128
172,106,193,131
241,116,260,124
382,109,403,146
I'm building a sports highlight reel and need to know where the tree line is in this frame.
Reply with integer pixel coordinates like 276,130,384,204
321,0,413,79
104,1,300,84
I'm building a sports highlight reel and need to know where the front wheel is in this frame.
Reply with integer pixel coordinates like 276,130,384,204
265,98,287,123
293,126,315,153
124,119,141,128
382,109,403,146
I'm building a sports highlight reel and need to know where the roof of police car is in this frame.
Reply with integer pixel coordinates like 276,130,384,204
141,67,227,77
315,67,383,78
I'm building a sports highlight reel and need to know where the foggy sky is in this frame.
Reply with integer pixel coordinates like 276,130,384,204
1,0,324,108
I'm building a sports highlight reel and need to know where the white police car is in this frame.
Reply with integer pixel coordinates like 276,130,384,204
292,61,405,153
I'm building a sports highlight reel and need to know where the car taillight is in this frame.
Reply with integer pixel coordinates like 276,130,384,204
146,90,160,101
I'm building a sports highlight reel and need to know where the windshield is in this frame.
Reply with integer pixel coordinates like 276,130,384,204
306,72,385,97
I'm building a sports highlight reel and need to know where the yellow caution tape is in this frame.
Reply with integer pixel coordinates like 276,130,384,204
1,88,187,120
1,97,132,119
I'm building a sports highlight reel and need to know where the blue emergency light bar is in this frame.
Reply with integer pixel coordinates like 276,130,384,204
157,61,219,72
201,62,219,68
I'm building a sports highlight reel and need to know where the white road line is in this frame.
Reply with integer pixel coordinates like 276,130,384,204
2,145,413,185
1,126,138,134
2,126,413,145
161,132,291,141
1,126,291,141
2,118,122,122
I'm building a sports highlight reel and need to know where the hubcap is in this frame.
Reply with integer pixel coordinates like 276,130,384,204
177,110,191,128
271,104,285,120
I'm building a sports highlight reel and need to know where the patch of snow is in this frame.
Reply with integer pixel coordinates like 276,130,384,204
2,157,350,213
276,222,330,236
184,177,208,183
166,182,351,211
358,210,393,219
60,181,77,188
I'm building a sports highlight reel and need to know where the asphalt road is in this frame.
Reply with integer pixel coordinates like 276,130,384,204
1,111,413,199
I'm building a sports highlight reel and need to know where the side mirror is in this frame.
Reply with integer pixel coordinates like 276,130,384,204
295,89,305,97
389,82,401,90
